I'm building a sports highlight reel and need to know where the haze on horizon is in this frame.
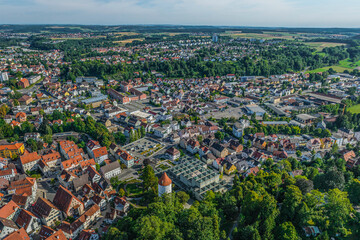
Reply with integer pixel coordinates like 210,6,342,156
1,0,360,28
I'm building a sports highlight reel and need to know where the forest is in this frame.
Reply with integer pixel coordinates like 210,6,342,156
103,152,360,240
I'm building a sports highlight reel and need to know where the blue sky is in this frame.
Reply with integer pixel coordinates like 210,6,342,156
1,0,360,27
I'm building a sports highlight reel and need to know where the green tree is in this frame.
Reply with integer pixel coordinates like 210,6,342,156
325,188,353,236
140,165,158,193
276,222,298,240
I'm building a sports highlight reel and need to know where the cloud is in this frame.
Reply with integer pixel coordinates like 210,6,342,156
1,0,360,27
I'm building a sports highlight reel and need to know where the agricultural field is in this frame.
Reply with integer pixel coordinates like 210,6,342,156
113,32,140,36
304,42,347,52
222,31,299,40
347,104,360,114
113,38,144,45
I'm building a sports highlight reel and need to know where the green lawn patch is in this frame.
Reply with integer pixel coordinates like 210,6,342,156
347,104,360,114
126,183,143,195
157,164,170,171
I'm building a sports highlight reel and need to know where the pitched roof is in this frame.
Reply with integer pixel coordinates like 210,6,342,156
0,143,24,151
44,230,67,240
15,209,38,231
158,172,172,186
3,228,29,240
53,185,83,214
100,161,121,175
93,147,108,158
0,200,19,219
31,197,59,218
0,217,18,229
20,152,40,165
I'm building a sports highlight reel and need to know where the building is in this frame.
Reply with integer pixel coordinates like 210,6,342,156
245,104,267,117
92,147,108,164
0,72,9,82
166,158,228,200
0,217,19,239
53,185,84,217
3,228,30,240
0,168,17,180
100,161,121,180
18,79,29,89
8,177,37,203
296,114,317,125
59,204,100,239
24,132,41,142
0,143,25,159
20,152,41,172
15,209,41,234
212,34,219,43
31,197,62,227
0,201,20,221
158,172,172,197
15,112,27,123
18,95,33,105
165,147,180,160
210,143,229,158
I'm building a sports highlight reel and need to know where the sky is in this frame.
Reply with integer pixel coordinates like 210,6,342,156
1,0,360,27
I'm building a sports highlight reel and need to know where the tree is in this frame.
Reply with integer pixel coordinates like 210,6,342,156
276,222,298,240
347,178,360,204
295,178,314,195
296,150,302,157
314,168,345,191
140,165,158,193
0,105,9,118
215,131,225,141
176,191,190,205
281,185,303,222
325,189,353,236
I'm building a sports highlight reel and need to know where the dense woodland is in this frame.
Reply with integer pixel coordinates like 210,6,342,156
103,155,360,240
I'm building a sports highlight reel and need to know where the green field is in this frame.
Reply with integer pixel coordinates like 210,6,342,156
305,42,347,52
347,104,360,114
306,65,350,73
306,58,360,73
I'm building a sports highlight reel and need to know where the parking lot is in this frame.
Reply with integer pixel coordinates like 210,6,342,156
203,106,244,119
123,137,165,160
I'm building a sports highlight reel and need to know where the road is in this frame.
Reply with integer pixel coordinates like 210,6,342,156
18,83,41,95
228,212,241,239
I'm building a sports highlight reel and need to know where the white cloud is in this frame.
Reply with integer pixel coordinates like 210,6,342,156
1,0,360,27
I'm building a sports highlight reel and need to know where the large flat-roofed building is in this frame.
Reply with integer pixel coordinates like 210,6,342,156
245,104,267,117
165,158,229,200
296,114,317,125
81,94,108,108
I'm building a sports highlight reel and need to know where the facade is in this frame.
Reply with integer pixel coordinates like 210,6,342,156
100,161,121,180
20,152,41,172
53,185,84,217
0,143,25,159
31,197,62,227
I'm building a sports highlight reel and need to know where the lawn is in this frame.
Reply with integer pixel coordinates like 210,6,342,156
157,164,170,171
347,104,360,114
306,58,360,74
126,183,143,195
338,58,360,69
306,65,350,73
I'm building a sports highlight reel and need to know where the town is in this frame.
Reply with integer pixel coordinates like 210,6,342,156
0,25,360,240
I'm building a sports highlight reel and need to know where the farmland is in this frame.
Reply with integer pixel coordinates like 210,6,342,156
304,42,347,51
